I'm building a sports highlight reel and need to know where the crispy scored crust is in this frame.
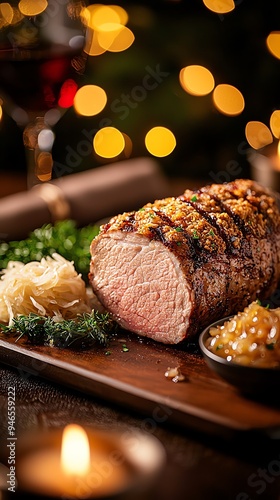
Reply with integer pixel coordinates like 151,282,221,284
90,179,280,340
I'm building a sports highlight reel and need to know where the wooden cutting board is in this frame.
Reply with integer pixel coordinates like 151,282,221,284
1,331,280,440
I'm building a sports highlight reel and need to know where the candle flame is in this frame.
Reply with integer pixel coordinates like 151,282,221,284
61,425,90,477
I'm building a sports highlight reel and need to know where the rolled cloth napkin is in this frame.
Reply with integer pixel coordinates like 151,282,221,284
0,157,170,241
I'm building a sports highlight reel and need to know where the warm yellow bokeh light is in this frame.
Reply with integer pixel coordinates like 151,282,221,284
270,110,280,139
245,121,273,150
84,29,106,56
94,127,125,158
110,5,128,26
145,127,176,158
0,106,2,122
97,23,134,52
122,132,133,158
202,0,235,14
73,85,107,116
9,7,24,25
0,3,13,28
179,65,215,96
213,84,245,116
18,0,48,16
35,152,53,182
82,5,120,30
266,32,280,59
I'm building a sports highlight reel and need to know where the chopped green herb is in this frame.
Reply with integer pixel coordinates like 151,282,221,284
175,226,183,232
149,213,155,218
138,207,145,212
0,311,118,349
209,229,215,236
192,230,199,239
176,241,182,246
122,344,129,352
105,350,112,356
191,195,198,202
256,299,262,305
216,344,223,350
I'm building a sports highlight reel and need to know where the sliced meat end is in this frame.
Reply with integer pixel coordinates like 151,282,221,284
90,231,193,344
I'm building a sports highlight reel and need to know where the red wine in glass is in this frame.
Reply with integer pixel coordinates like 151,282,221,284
0,1,88,185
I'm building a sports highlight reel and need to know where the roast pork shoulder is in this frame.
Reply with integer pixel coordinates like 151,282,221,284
89,179,280,344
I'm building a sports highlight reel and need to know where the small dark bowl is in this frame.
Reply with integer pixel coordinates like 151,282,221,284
199,317,280,400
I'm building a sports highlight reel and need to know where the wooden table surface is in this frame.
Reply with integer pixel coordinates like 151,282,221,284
1,171,280,499
0,361,280,500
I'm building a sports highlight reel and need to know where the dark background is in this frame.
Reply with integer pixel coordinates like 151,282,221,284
1,0,280,184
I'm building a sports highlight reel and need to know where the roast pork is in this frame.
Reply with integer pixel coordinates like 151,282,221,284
89,179,280,344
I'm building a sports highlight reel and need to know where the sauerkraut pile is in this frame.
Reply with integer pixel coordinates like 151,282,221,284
0,253,91,326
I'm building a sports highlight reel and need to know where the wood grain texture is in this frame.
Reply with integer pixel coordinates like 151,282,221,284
0,331,280,439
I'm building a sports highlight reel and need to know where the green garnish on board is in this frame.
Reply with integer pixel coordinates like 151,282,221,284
192,229,199,239
0,311,117,349
0,220,100,282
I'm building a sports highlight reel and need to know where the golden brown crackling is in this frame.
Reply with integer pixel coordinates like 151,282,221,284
105,198,225,255
149,197,226,254
180,190,244,251
201,179,278,238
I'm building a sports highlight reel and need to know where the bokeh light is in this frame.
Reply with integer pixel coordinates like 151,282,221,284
84,30,106,56
122,132,133,158
73,85,107,116
179,65,215,96
18,0,48,16
35,152,53,182
97,23,134,52
44,109,61,127
81,4,131,55
58,79,78,109
270,110,280,139
266,32,280,59
84,5,121,30
213,84,245,116
145,127,176,157
245,121,273,149
0,3,13,28
38,129,55,152
202,0,235,14
93,127,125,158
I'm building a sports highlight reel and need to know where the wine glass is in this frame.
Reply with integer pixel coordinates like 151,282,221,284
0,0,88,188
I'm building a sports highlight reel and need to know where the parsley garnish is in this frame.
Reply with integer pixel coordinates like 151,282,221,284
175,226,183,232
209,229,215,236
191,195,198,202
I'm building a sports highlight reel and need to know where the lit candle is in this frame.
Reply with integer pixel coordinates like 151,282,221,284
248,140,280,192
11,425,165,499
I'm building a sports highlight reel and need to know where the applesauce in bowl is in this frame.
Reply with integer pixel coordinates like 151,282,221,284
199,301,280,397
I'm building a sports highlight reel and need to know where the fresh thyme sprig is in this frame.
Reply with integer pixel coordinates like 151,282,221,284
0,311,118,349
